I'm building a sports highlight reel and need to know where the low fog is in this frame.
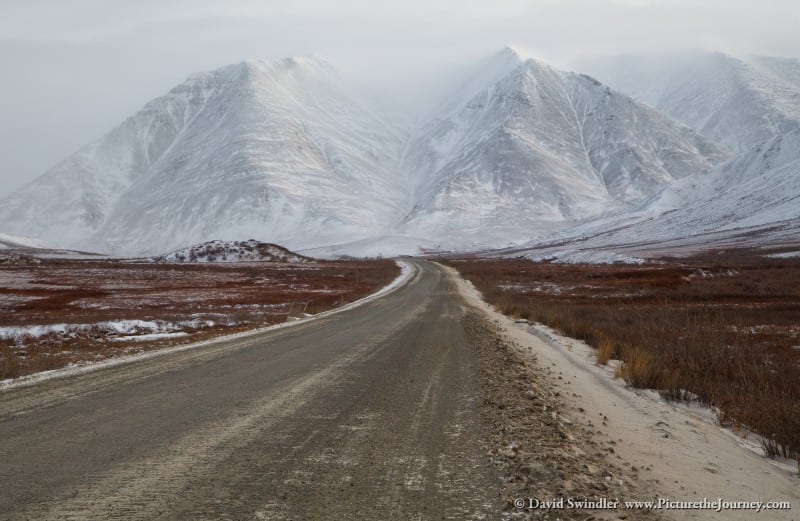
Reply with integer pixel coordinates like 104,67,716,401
1,0,798,197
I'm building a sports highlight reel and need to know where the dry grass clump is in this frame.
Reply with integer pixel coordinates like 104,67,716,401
596,335,619,366
614,350,660,389
442,254,800,464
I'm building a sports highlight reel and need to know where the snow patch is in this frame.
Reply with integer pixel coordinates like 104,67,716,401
0,319,217,342
112,332,190,342
767,250,800,258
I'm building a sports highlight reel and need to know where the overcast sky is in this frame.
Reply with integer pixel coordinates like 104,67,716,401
1,0,799,197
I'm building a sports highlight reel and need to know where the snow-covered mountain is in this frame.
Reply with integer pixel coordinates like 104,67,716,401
578,52,800,154
2,49,796,258
505,129,800,262
401,55,726,246
0,57,409,255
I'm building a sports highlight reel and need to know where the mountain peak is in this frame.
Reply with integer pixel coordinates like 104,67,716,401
234,55,335,74
517,56,558,73
490,46,527,67
278,55,332,69
500,45,524,58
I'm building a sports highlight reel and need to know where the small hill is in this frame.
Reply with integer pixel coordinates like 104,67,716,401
154,240,311,263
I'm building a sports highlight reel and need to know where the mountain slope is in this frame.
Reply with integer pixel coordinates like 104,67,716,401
579,52,800,153
0,232,53,250
0,58,408,255
401,58,727,246
506,129,800,261
642,129,800,236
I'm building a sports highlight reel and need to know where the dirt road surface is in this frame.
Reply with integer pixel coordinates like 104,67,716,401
3,260,755,520
1,261,507,520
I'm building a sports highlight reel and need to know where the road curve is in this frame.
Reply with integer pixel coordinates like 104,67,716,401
0,260,500,520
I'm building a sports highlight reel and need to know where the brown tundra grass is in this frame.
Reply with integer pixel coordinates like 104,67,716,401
0,258,398,381
442,254,800,465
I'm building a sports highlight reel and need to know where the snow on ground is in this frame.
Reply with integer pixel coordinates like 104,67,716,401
111,332,190,342
28,251,110,260
767,251,800,258
299,235,439,259
0,323,71,339
524,248,646,265
0,319,216,342
0,271,56,289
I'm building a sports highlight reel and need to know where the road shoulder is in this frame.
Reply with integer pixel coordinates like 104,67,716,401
445,263,800,521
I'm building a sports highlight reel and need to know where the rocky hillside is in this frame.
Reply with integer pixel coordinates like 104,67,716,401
154,240,311,263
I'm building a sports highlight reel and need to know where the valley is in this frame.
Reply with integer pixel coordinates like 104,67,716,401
1,41,799,520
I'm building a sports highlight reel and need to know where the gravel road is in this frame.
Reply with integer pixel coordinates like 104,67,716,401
0,261,503,520
0,260,660,520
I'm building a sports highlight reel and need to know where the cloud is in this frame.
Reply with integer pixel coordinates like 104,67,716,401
0,0,798,197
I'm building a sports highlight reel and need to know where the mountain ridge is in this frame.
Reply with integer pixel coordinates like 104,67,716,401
1,56,410,255
400,57,726,248
578,51,800,153
2,49,796,258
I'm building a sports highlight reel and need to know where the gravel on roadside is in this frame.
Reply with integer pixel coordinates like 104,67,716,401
464,312,664,521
